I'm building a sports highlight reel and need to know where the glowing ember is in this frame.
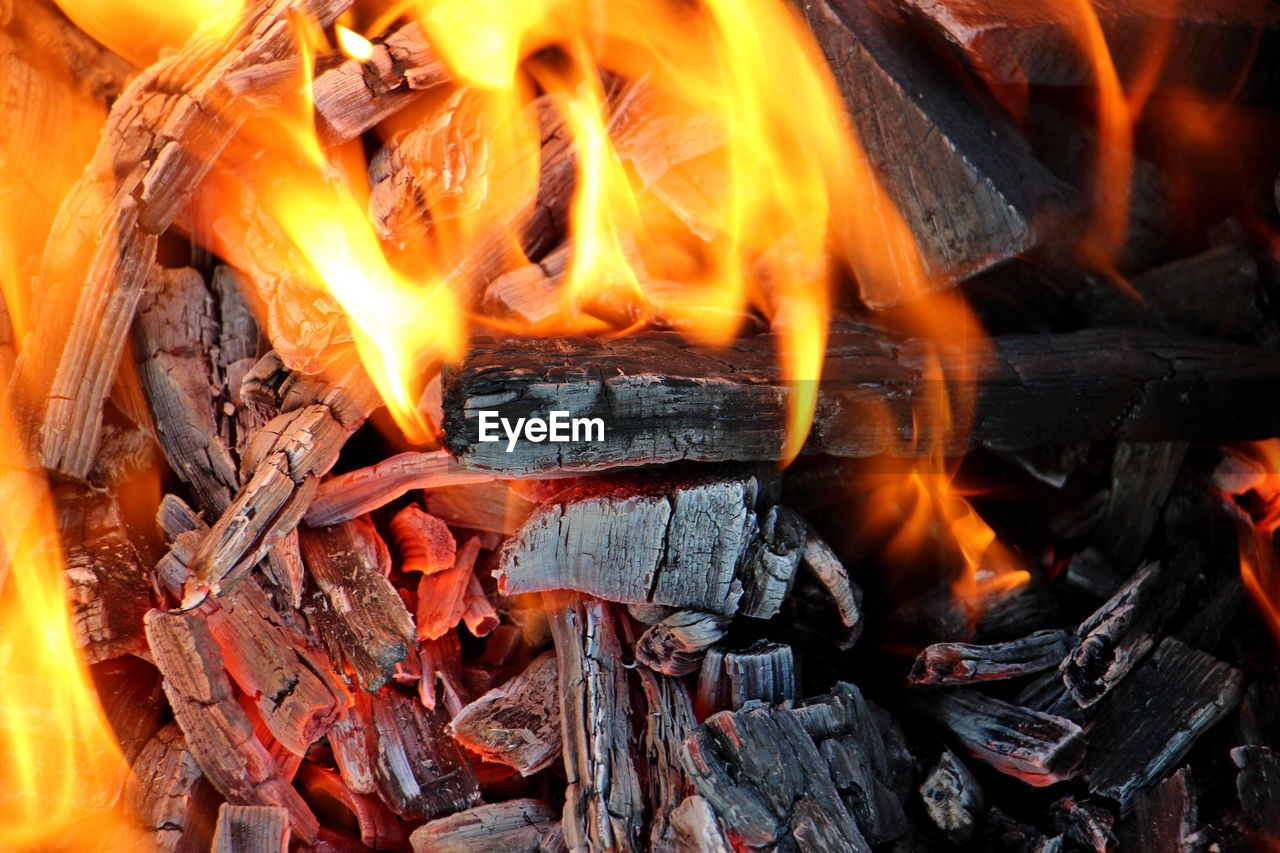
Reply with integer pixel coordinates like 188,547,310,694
1220,440,1280,642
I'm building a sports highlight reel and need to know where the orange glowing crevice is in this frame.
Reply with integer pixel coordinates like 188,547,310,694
1222,441,1280,643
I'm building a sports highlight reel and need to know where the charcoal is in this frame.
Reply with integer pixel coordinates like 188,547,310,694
670,796,734,853
636,610,733,676
985,807,1065,853
448,651,562,777
908,629,1070,687
1129,767,1202,853
637,668,699,850
212,804,289,853
408,799,561,853
919,749,983,845
1048,795,1115,852
1231,745,1280,842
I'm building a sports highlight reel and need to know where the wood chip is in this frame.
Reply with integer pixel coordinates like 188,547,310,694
409,799,561,853
908,629,1070,688
212,804,289,853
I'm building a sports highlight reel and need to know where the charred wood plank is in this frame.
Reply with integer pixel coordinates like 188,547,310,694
123,722,207,851
547,594,644,853
1084,638,1244,809
799,0,1073,307
925,690,1085,787
409,799,561,853
636,611,732,676
908,629,1069,687
305,451,494,527
1230,745,1280,842
1129,766,1201,853
443,328,1280,474
449,650,562,777
212,804,289,853
637,668,698,850
919,749,983,845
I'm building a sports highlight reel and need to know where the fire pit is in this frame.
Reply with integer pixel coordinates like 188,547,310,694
0,0,1279,850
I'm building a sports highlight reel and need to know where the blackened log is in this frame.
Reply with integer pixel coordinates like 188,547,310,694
670,796,734,853
409,800,561,853
908,629,1069,687
1084,638,1244,809
1231,745,1280,841
305,451,494,527
799,0,1073,307
925,690,1085,786
500,476,795,619
123,722,207,851
637,611,732,676
367,686,481,820
1129,766,1201,853
547,594,645,853
681,702,871,853
299,519,415,692
1089,442,1188,575
212,804,289,853
442,328,1280,474
143,610,320,843
919,749,983,845
1048,795,1115,853
448,651,562,777
637,669,698,851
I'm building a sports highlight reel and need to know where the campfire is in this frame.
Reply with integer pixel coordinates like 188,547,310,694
1,0,1279,849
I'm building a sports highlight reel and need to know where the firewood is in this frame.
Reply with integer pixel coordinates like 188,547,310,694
296,763,408,851
60,507,153,662
1231,746,1280,842
212,804,289,853
409,799,561,853
417,536,481,641
123,722,207,851
547,593,645,852
7,0,132,100
366,686,481,821
919,749,983,845
1091,441,1189,575
442,327,1280,474
925,690,1085,787
449,650,561,776
299,519,415,692
1083,638,1244,808
391,505,457,575
314,21,448,145
896,0,1279,99
637,668,698,850
800,527,863,629
681,701,872,853
713,642,797,709
500,476,800,619
1047,795,1115,852
637,611,732,676
144,609,320,843
669,796,734,853
1130,766,1201,853
305,450,494,527
1062,554,1192,708
418,633,469,715
908,629,1070,688
461,575,500,638
984,807,1065,853
425,480,537,536
798,0,1073,307
327,692,377,796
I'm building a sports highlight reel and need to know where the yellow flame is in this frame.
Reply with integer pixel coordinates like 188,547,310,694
336,23,375,63
53,0,244,67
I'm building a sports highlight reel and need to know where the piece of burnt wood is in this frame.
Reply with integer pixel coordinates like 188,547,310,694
1128,766,1201,853
798,0,1073,307
1231,746,1280,841
1048,795,1115,852
123,722,207,851
1084,638,1244,809
1062,554,1192,708
367,686,481,821
442,328,1280,474
144,610,320,843
547,593,644,852
313,21,448,145
908,629,1069,687
299,519,415,692
409,799,561,853
500,476,797,619
449,650,562,777
418,633,469,716
426,481,537,536
212,804,289,853
391,505,457,575
719,642,796,709
1090,442,1189,575
327,690,376,796
919,749,983,845
296,763,408,851
637,611,732,676
682,701,871,853
984,807,1065,853
305,451,494,527
925,690,1084,786
670,796,734,853
60,512,152,663
417,536,481,641
800,527,863,629
7,0,132,99
461,575,500,638
695,648,731,720
895,0,1279,100
637,668,698,850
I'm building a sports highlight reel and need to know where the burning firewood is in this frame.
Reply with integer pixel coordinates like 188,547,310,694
636,610,732,676
408,799,563,853
448,650,562,777
212,804,289,853
908,629,1070,688
919,749,984,845
637,668,698,850
305,450,494,527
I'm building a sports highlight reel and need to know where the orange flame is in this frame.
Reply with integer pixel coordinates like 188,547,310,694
1221,441,1280,642
53,0,244,67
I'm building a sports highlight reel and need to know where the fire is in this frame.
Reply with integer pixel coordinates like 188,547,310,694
53,0,244,67
1220,441,1280,642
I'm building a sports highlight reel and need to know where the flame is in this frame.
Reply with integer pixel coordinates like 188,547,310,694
336,23,375,63
1220,441,1280,642
53,0,244,67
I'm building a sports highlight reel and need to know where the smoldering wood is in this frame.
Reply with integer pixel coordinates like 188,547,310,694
718,642,796,709
305,450,495,527
417,536,481,642
367,685,481,820
1062,557,1190,708
1084,638,1244,809
7,0,131,100
123,723,206,851
547,594,645,853
60,514,153,664
461,574,500,637
296,763,408,851
798,0,1073,308
637,668,698,851
920,749,983,845
298,519,415,693
426,480,537,536
737,506,806,620
443,328,1280,475
419,633,469,716
409,799,561,853
636,610,732,676
313,22,448,146
1129,766,1201,853
1089,442,1189,575
391,505,457,575
984,807,1065,853
448,650,562,776
925,690,1085,786
681,701,872,853
670,796,734,853
500,476,803,619
1048,795,1115,852
143,609,320,843
801,527,863,629
1230,746,1280,841
908,629,1070,688
212,804,289,853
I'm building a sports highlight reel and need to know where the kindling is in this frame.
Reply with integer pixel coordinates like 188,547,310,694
477,410,605,452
